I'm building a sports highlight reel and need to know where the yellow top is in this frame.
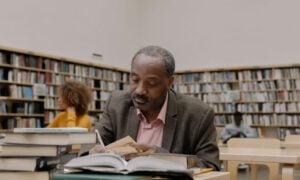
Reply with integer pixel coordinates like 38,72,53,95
47,111,91,132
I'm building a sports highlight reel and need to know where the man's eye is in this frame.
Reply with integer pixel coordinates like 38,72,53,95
131,78,138,83
148,81,157,86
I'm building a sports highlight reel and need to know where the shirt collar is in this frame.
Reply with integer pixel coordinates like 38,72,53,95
137,93,169,124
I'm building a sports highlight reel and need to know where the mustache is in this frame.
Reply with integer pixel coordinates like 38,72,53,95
132,94,148,101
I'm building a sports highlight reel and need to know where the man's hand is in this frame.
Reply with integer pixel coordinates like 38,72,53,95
89,144,108,154
122,143,157,160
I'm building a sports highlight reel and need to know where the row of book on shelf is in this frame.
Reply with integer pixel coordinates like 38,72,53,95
0,52,128,81
0,101,43,114
175,80,300,92
180,89,299,102
255,127,300,140
214,114,300,126
0,117,44,130
175,68,300,83
209,102,300,113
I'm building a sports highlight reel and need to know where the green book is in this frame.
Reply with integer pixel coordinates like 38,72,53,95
52,173,151,180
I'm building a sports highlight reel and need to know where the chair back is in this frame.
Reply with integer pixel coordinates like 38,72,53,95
285,134,300,142
284,135,300,149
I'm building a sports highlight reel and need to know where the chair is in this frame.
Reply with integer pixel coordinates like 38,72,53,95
216,127,225,147
226,138,280,180
284,135,300,177
284,134,300,149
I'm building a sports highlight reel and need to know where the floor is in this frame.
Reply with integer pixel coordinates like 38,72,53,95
233,165,300,180
237,165,270,180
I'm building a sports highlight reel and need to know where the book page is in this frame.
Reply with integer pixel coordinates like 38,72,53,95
64,153,193,178
126,156,187,171
149,153,197,168
106,136,138,155
64,153,127,170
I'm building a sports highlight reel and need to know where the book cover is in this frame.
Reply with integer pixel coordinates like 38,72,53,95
4,132,96,145
0,171,49,180
0,144,71,157
64,153,193,179
0,156,60,171
13,127,88,133
23,86,33,98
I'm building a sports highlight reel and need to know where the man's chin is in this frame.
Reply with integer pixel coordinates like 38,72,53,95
133,101,148,111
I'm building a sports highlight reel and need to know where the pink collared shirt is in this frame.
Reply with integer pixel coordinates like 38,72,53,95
136,93,168,147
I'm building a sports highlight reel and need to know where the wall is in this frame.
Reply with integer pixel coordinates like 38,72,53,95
0,0,140,69
140,0,300,70
0,0,300,70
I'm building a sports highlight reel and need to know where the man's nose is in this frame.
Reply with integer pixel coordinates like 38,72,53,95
135,82,147,95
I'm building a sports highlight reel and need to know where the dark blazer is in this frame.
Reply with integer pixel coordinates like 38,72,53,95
88,89,220,170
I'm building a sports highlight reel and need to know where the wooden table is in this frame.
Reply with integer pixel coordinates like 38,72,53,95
219,147,300,180
193,171,230,180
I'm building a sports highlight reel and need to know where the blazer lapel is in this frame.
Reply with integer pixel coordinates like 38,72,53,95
162,90,178,150
127,106,140,140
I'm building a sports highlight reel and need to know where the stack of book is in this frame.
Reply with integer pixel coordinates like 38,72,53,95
0,127,96,180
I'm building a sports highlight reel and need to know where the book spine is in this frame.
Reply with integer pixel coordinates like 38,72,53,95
35,157,60,171
57,145,72,155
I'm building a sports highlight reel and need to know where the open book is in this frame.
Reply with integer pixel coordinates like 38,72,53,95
64,153,193,179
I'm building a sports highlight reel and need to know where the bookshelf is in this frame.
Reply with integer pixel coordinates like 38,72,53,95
174,64,300,140
0,45,129,132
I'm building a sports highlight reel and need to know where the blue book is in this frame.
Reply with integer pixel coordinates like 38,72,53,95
23,86,33,98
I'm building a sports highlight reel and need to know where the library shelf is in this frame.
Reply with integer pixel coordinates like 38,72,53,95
174,64,300,139
0,45,129,132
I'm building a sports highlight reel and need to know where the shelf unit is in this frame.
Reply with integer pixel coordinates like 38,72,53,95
0,45,129,132
174,64,300,139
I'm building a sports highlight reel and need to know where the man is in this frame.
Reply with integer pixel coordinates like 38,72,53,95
83,45,220,170
221,111,257,144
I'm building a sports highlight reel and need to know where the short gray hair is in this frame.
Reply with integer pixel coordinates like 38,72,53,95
132,45,175,77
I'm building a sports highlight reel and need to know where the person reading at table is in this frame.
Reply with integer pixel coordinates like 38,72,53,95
80,45,220,170
221,111,257,144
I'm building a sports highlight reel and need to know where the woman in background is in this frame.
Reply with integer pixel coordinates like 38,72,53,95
47,81,92,132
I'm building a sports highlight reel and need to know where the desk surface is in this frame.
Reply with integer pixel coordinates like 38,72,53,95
193,171,229,180
220,147,300,164
52,171,229,180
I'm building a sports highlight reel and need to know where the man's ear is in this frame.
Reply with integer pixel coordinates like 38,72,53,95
167,76,174,88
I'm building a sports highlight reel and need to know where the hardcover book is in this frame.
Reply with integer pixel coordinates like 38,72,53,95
4,130,95,145
64,153,193,179
0,171,49,180
13,127,88,133
0,144,71,157
0,156,60,171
